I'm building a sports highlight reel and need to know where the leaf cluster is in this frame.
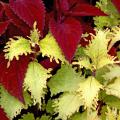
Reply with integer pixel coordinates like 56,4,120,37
1,2,120,119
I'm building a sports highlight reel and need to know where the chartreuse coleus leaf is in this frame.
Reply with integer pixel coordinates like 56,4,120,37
18,113,35,120
106,106,120,120
36,114,51,120
70,110,100,120
87,110,100,120
3,22,40,64
73,57,92,70
73,29,120,71
84,30,116,70
77,76,103,109
53,93,83,120
29,22,40,46
100,106,107,120
105,77,120,99
46,99,54,114
95,66,109,84
108,26,120,50
48,64,83,96
70,112,87,120
74,46,86,59
23,61,51,108
117,51,120,60
103,95,120,110
94,0,120,29
4,36,32,63
39,33,67,63
0,86,30,120
103,65,120,80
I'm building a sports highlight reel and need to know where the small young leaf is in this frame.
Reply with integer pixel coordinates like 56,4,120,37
18,113,35,120
29,22,40,45
39,33,67,63
74,46,86,59
53,93,83,120
4,36,32,62
72,57,92,70
23,61,51,108
48,64,83,96
78,76,103,108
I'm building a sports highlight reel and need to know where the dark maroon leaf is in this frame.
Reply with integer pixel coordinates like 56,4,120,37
0,108,9,120
0,3,4,20
49,17,82,61
0,52,30,102
7,23,26,38
68,0,88,5
58,0,69,12
112,0,120,13
68,0,88,9
40,58,59,69
0,20,10,36
10,0,45,32
67,4,107,16
3,3,30,36
108,47,117,56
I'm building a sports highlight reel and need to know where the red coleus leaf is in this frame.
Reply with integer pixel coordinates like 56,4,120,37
49,17,82,61
10,0,45,32
67,4,107,16
68,0,88,6
40,58,59,69
3,3,30,36
7,23,26,38
108,47,117,56
112,0,120,13
0,53,30,102
0,20,10,36
0,3,4,20
0,108,9,120
56,0,69,13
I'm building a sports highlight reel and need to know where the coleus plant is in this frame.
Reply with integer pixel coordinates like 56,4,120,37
0,0,106,61
1,0,120,120
1,21,120,120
